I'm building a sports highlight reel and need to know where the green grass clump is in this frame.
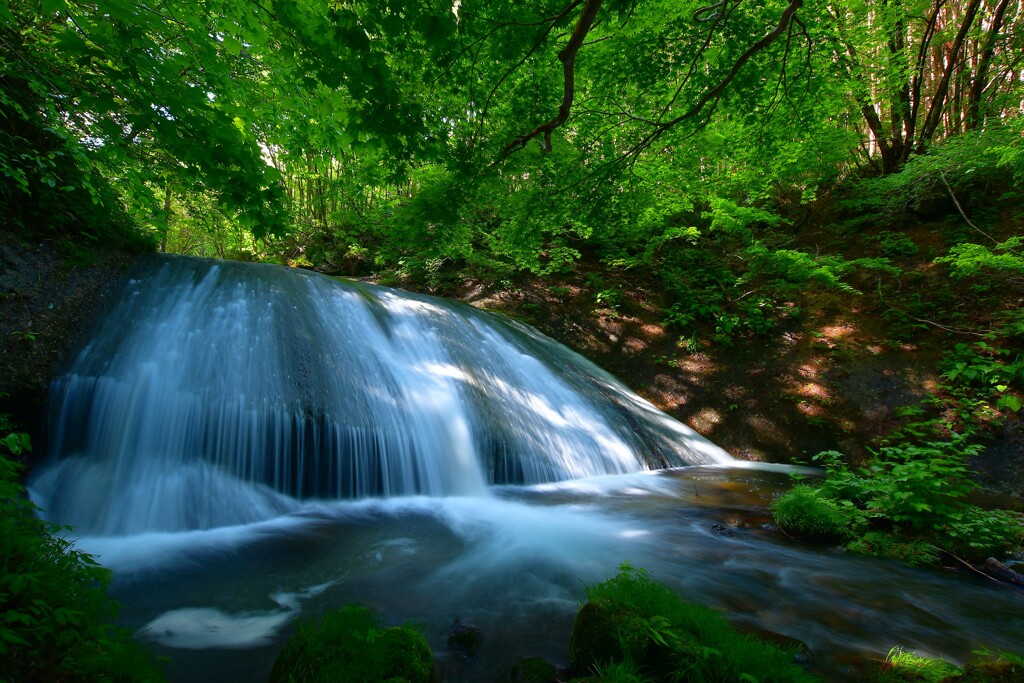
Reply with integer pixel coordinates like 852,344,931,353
1,414,163,682
872,646,962,682
269,604,433,683
771,484,857,540
570,564,818,682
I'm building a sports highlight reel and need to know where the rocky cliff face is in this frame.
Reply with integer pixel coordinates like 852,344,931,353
0,233,136,462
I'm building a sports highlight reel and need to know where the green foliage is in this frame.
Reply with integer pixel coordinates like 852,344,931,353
872,232,920,258
877,646,962,683
845,533,939,568
848,124,1024,218
0,414,163,682
775,439,1024,564
572,564,817,683
589,659,656,683
771,484,860,540
939,343,1024,422
936,237,1024,281
269,604,433,683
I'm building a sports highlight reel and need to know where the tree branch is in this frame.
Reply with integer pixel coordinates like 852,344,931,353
625,0,803,159
502,0,603,157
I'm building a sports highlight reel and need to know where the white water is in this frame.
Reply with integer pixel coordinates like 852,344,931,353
30,255,729,535
49,468,1024,683
26,255,1024,682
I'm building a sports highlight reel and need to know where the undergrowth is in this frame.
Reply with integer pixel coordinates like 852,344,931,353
571,564,818,683
772,435,1023,564
0,412,163,682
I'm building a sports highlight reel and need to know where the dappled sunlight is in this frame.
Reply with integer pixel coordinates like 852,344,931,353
624,337,648,352
692,407,723,431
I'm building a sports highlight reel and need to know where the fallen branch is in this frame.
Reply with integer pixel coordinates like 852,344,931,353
939,171,997,245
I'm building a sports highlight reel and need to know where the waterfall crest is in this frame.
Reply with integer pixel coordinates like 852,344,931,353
30,255,731,534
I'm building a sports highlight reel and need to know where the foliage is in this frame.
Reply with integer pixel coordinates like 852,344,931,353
846,123,1024,218
571,564,818,683
0,413,163,682
936,238,1024,282
774,439,1024,564
845,533,939,568
875,646,962,683
938,343,1024,422
771,484,861,540
269,604,432,683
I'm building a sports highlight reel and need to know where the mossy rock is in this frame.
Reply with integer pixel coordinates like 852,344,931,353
953,660,1024,683
447,619,483,656
569,598,697,680
569,599,633,675
269,605,433,683
510,656,558,683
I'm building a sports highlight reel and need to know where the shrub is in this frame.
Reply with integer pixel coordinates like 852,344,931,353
775,441,1024,566
875,646,961,683
0,414,163,682
269,604,433,683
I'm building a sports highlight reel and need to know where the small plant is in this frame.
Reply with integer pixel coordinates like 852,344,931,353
269,605,432,683
771,484,860,540
872,232,920,258
878,646,961,683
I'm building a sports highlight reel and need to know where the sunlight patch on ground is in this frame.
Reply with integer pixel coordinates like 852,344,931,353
639,323,665,339
692,407,723,430
625,338,648,352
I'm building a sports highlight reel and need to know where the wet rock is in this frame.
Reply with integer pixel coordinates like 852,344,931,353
710,523,734,537
447,618,483,657
952,659,1024,683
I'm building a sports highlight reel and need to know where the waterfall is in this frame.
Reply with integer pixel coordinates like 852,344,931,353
29,255,731,535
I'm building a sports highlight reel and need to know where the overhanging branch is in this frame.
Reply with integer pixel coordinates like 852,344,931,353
501,0,603,157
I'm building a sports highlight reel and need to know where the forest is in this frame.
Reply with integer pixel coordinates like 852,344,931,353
2,0,1024,681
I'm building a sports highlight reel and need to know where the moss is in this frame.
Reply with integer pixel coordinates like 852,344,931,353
510,656,559,683
954,657,1024,683
269,605,433,683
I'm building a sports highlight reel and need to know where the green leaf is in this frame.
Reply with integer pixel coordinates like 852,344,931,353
997,395,1022,413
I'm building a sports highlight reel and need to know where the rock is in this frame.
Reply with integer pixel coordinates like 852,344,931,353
447,618,483,657
710,522,734,537
952,659,1024,683
509,656,558,683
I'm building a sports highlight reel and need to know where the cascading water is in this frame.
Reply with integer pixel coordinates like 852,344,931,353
30,255,729,535
26,255,1024,683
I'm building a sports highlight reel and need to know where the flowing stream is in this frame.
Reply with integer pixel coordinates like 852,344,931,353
28,255,1024,682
